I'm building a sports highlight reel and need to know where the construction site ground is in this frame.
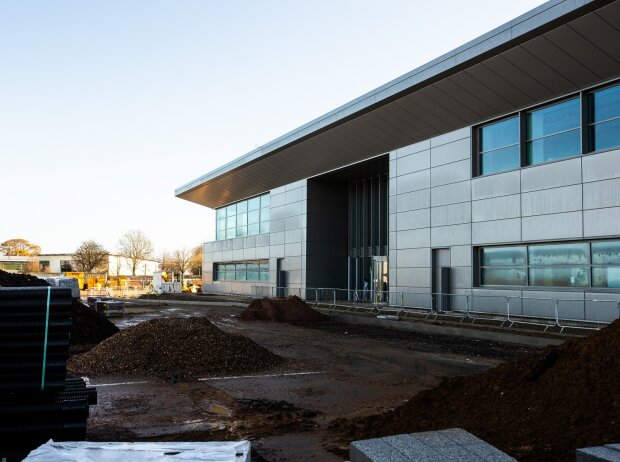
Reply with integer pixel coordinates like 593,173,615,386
86,301,539,462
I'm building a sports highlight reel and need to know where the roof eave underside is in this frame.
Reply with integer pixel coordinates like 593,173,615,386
177,0,620,209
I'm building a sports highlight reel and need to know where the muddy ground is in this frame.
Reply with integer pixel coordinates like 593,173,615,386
85,303,536,461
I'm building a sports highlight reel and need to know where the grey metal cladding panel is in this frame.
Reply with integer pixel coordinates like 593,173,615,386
572,11,620,63
397,169,431,194
431,223,471,247
396,140,430,158
466,62,531,108
430,138,471,168
472,194,521,222
233,248,244,260
397,248,431,267
522,211,583,241
451,267,472,289
451,245,472,267
431,181,471,207
285,187,304,204
450,70,514,114
397,208,430,231
584,207,620,237
397,268,431,288
397,150,430,175
285,228,302,244
397,228,431,249
431,202,471,227
389,212,397,231
431,159,471,188
270,231,285,245
430,127,470,148
582,148,620,182
585,292,620,322
271,205,285,221
472,218,522,245
270,192,286,208
271,218,285,233
397,189,431,212
243,247,256,260
255,233,270,247
520,157,582,192
583,178,620,209
471,170,520,200
521,184,583,216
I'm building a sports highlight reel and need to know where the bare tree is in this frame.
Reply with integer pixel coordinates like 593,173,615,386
73,240,108,272
188,245,202,276
159,251,176,273
118,230,154,276
1,238,41,256
171,248,193,283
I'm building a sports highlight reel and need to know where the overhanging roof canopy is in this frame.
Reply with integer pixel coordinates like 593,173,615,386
176,0,620,209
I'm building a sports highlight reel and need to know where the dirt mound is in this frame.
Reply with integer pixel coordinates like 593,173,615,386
332,320,620,461
239,296,326,323
68,316,284,378
0,269,49,287
70,300,119,347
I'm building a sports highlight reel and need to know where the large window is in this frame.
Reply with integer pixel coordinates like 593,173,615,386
475,80,620,176
479,240,620,289
526,98,581,164
216,193,270,241
478,116,520,175
588,84,620,152
214,260,269,282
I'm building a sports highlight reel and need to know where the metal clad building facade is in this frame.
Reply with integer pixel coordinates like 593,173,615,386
178,0,620,323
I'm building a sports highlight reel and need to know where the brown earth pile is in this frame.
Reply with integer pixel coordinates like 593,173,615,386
0,270,118,347
332,320,620,461
68,316,284,378
239,296,326,323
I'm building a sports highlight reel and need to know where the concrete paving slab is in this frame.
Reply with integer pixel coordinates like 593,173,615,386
577,445,620,461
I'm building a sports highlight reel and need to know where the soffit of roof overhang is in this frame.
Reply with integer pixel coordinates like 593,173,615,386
176,0,620,209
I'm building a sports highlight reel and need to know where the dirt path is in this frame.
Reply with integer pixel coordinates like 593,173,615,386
85,304,536,461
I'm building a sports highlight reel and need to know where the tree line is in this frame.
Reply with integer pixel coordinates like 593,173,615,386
0,232,202,276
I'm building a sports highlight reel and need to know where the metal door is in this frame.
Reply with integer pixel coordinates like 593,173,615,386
432,248,450,311
372,256,388,303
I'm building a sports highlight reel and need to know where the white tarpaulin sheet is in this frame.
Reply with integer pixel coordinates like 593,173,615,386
23,440,251,462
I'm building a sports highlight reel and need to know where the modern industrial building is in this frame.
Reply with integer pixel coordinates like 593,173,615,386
177,0,620,323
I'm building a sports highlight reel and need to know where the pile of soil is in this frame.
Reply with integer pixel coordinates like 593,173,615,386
332,320,620,462
0,269,49,287
68,316,284,378
0,270,118,347
239,296,326,323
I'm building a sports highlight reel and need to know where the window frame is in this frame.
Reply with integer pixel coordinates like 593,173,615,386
215,192,270,241
477,239,620,291
213,260,269,282
473,78,620,178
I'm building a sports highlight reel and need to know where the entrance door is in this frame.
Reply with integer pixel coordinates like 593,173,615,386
372,256,388,303
432,248,450,311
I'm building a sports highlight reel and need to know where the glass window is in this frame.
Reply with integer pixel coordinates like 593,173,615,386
236,201,247,214
528,243,589,266
248,209,260,224
248,223,260,236
260,220,270,234
481,268,526,286
226,228,236,239
248,197,260,211
526,98,581,165
216,229,225,240
226,204,236,217
216,208,226,220
481,246,526,266
529,267,589,287
480,145,521,176
593,267,620,288
589,84,620,152
226,215,236,229
216,219,226,231
260,195,270,207
236,226,247,237
237,213,247,226
592,241,620,265
478,117,520,176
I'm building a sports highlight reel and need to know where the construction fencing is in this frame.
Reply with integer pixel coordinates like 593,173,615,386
248,286,620,332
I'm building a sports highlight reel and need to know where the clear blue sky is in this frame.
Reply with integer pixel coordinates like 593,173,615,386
0,0,545,256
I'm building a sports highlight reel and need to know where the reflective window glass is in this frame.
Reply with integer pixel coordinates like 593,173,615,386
529,267,589,287
480,145,521,175
216,208,226,220
589,84,620,123
589,118,620,152
248,210,260,224
528,243,589,266
216,229,225,240
236,226,247,237
226,204,236,216
593,267,620,288
526,130,581,164
226,228,236,239
216,219,226,231
236,201,247,214
479,117,519,152
592,241,620,265
237,213,247,226
226,215,236,229
248,197,260,211
260,220,270,234
261,207,270,221
481,246,526,266
261,195,270,207
248,223,260,236
481,268,526,286
527,98,580,139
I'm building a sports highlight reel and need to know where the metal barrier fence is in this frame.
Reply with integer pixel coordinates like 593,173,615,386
243,286,620,331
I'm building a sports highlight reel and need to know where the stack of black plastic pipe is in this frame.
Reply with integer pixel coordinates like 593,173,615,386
0,287,97,461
